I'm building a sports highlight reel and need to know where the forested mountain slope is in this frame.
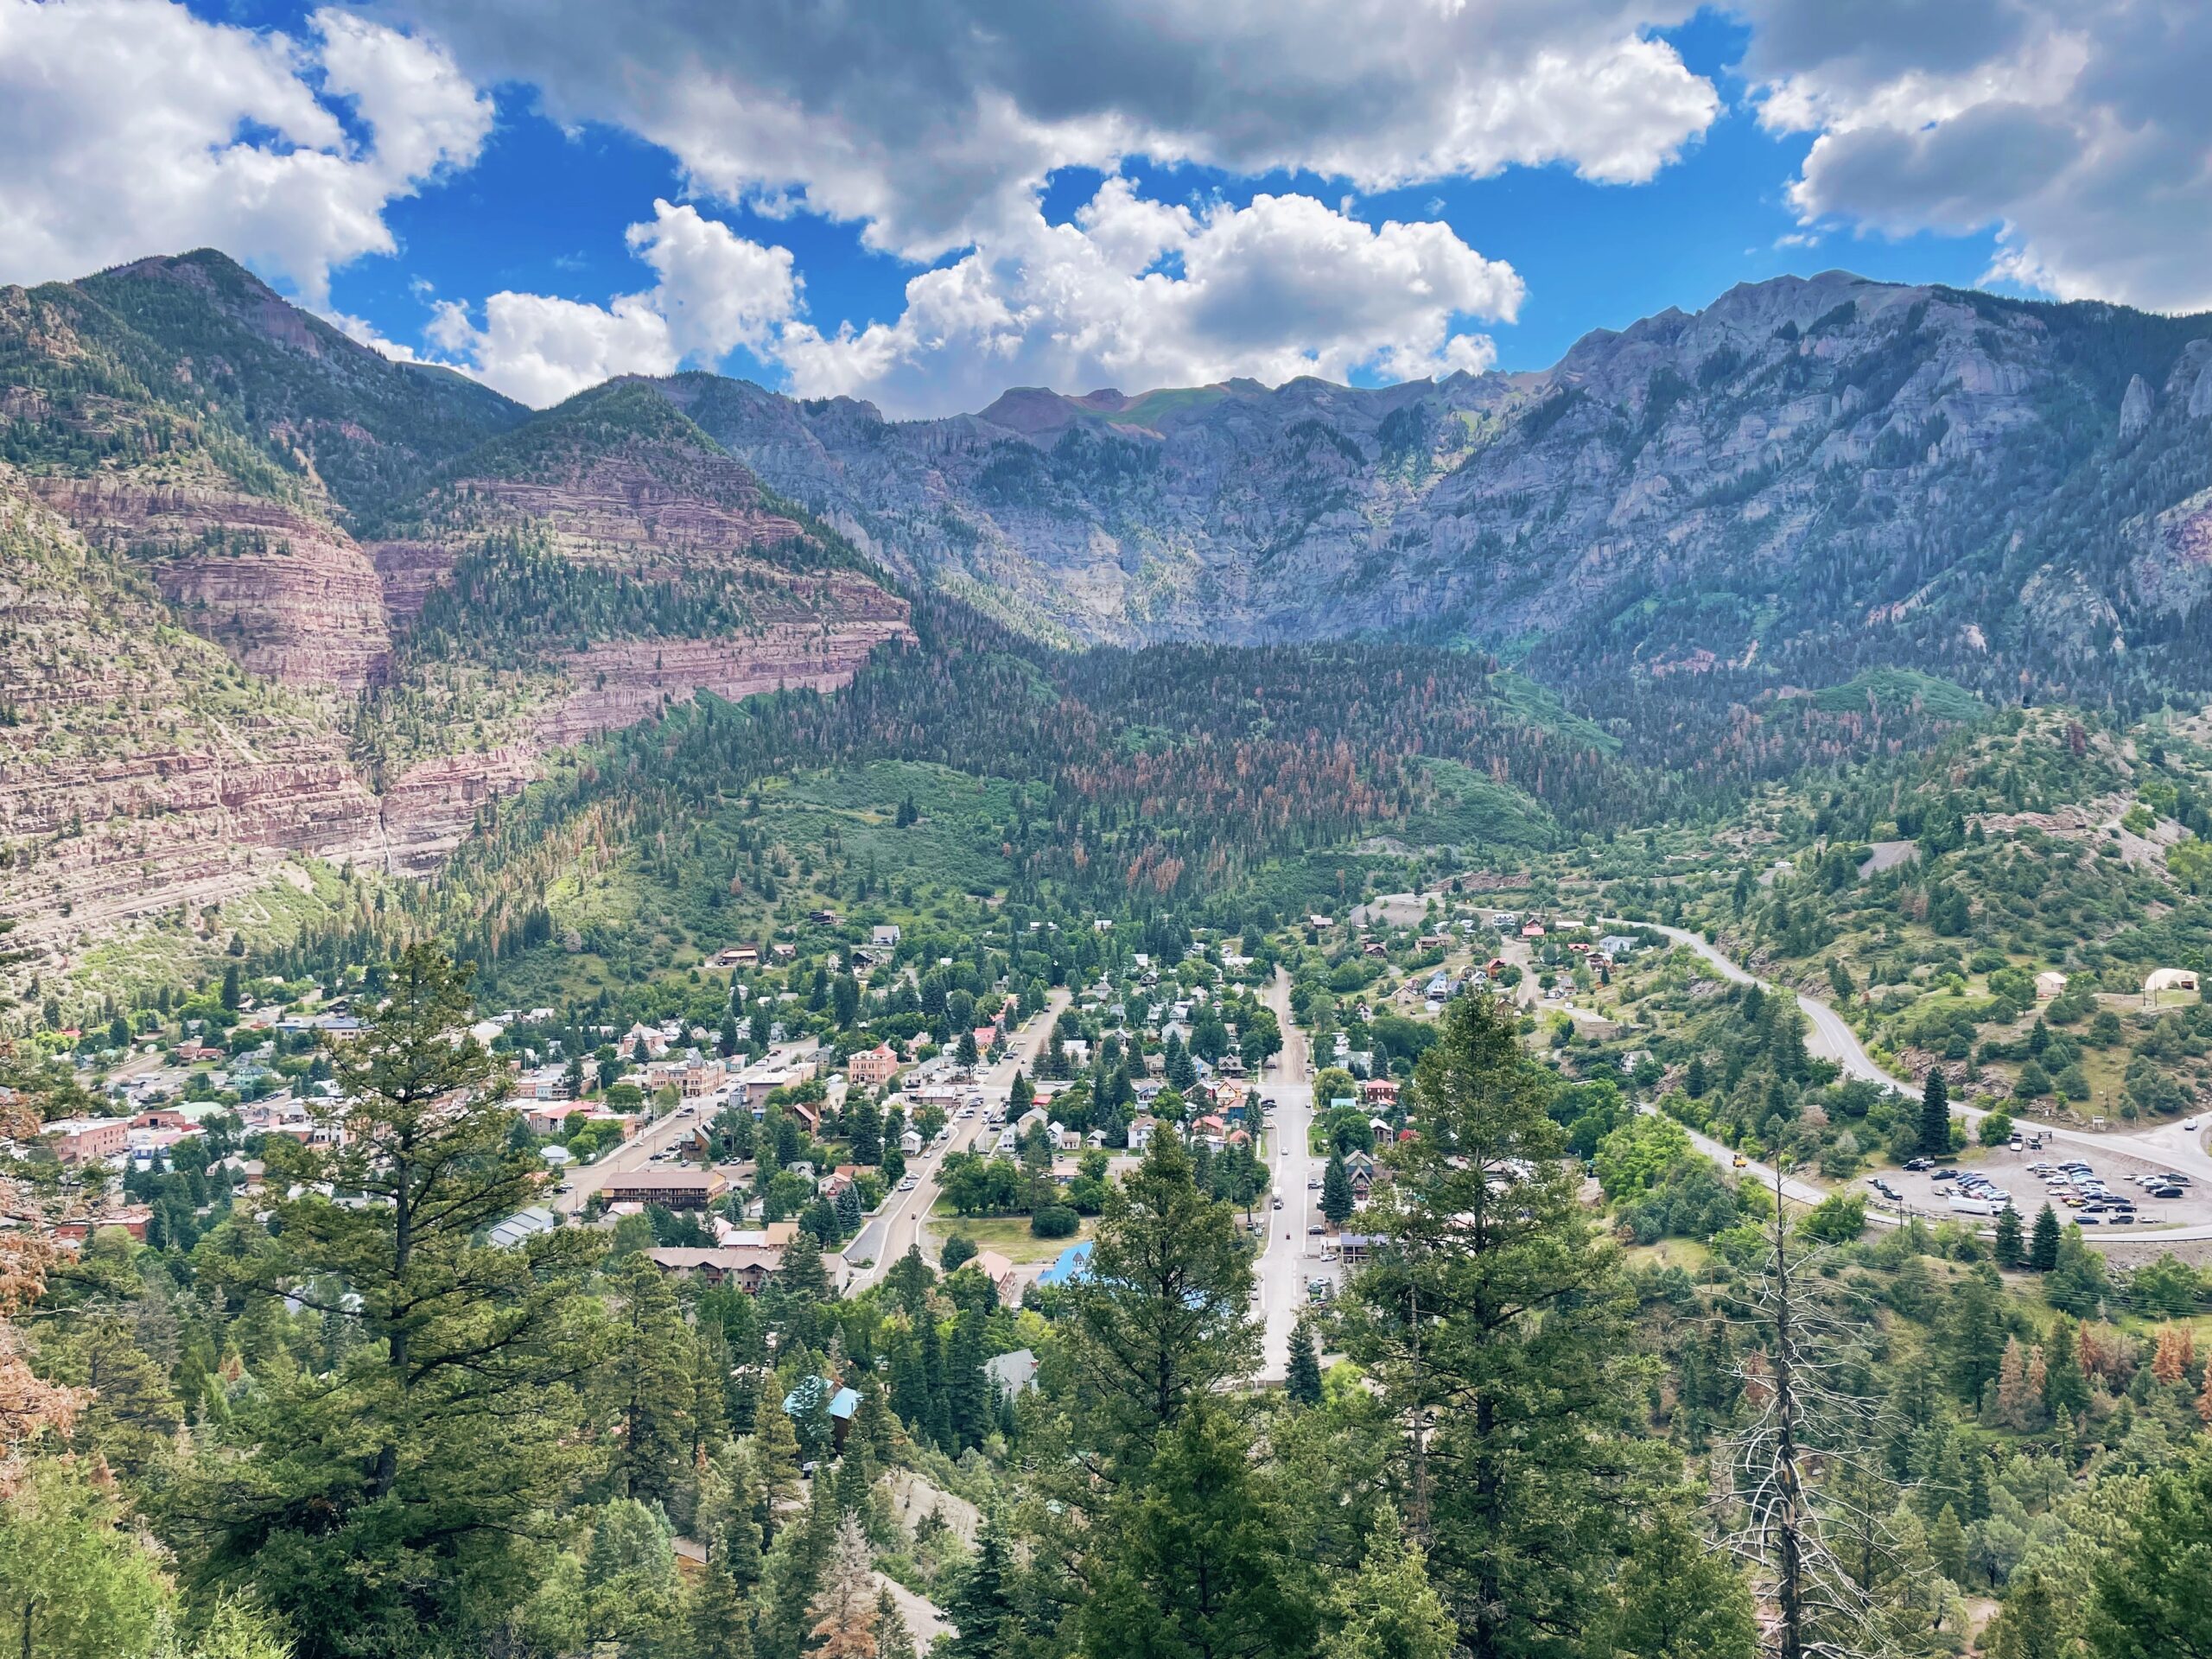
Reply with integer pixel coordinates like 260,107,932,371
0,251,527,690
9,249,2212,1005
674,273,2212,707
0,257,912,983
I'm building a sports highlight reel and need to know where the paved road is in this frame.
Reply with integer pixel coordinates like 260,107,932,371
547,1039,823,1217
1635,1101,1828,1207
842,988,1071,1290
1255,964,1323,1382
1605,918,2212,1243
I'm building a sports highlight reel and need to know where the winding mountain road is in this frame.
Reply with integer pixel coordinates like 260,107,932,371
1601,918,2212,1244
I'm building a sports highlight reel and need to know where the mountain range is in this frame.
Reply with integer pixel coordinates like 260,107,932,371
5,247,2212,990
677,270,2212,700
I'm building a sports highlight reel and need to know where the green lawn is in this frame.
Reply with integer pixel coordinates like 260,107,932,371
925,1209,1094,1265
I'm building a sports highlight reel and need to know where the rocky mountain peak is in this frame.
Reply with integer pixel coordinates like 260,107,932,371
2120,372,2155,438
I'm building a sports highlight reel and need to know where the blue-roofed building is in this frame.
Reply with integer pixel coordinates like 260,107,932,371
1038,1241,1092,1287
782,1376,862,1449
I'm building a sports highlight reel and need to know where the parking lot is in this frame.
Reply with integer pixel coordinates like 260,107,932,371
1863,1133,2212,1233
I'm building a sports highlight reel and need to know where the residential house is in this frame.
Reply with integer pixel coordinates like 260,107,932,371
1126,1115,1157,1151
1344,1150,1376,1200
780,1376,861,1447
621,1023,671,1061
517,1066,574,1103
969,1250,1021,1305
51,1208,152,1245
984,1349,1039,1397
487,1207,560,1249
524,1101,593,1137
2036,971,2069,1000
1599,935,1642,957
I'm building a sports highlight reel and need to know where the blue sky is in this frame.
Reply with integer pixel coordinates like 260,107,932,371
8,0,2201,415
320,5,2002,392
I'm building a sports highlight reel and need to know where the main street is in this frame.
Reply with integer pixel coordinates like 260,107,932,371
1255,963,1321,1382
842,986,1071,1290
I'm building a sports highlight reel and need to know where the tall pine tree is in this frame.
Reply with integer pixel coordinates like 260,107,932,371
1918,1070,1951,1157
1344,993,1646,1659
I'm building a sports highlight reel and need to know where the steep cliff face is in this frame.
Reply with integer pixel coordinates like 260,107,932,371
1,251,524,695
0,477,385,981
27,477,393,690
677,274,2212,702
365,378,914,749
367,538,460,621
536,607,915,747
0,265,923,985
374,747,545,875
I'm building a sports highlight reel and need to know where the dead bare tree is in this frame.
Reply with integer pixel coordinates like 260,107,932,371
1719,1172,1896,1659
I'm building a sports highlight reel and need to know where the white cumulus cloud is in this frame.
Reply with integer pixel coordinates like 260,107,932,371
1743,0,2212,312
424,182,1519,415
391,0,1719,262
779,181,1522,416
425,199,801,405
0,0,491,303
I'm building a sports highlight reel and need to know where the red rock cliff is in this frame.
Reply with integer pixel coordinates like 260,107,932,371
28,478,393,691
